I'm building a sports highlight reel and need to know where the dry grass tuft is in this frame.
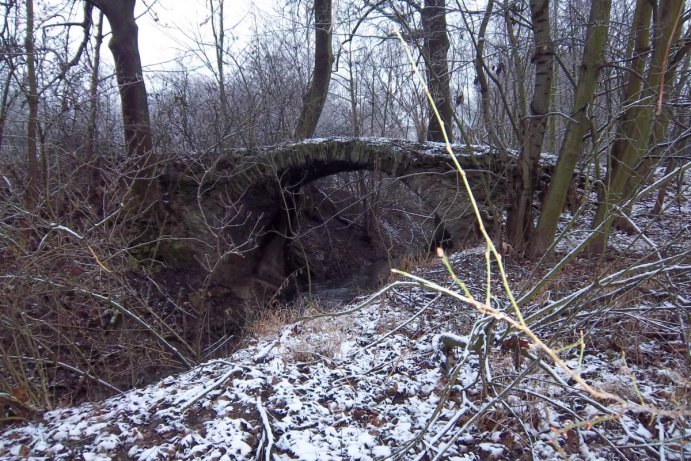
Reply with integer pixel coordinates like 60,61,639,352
245,304,299,339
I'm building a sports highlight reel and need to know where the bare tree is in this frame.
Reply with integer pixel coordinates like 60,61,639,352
421,0,452,142
0,0,21,152
589,0,685,253
294,0,334,139
86,0,155,201
24,0,40,208
208,0,230,133
85,11,104,161
506,0,554,248
462,0,505,150
531,0,612,257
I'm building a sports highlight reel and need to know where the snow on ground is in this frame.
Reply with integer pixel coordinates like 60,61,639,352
553,164,691,257
1,248,688,460
1,166,689,460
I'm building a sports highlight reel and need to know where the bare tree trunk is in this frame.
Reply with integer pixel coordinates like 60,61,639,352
625,30,690,209
86,0,157,207
653,53,690,215
0,60,16,154
294,0,333,139
464,0,503,150
545,0,561,154
531,0,611,257
506,0,554,248
0,1,16,151
209,0,230,134
346,48,359,137
503,2,527,127
25,0,40,209
0,0,17,152
85,11,103,161
421,0,452,142
606,0,652,185
589,0,684,254
458,0,519,148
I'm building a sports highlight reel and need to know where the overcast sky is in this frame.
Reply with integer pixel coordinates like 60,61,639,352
134,0,276,72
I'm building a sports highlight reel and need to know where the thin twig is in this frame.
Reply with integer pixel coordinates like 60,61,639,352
256,395,275,461
181,366,240,413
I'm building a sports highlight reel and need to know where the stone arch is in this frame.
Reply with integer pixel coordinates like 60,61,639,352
211,139,501,242
160,138,505,304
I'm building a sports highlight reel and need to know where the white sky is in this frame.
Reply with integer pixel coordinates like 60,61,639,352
134,0,276,72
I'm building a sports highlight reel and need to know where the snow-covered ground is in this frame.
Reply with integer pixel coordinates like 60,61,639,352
1,167,689,460
1,246,689,460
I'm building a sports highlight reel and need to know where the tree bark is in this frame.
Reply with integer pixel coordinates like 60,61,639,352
87,0,156,203
294,0,333,139
85,10,103,161
0,70,13,152
0,1,16,152
87,0,152,155
421,0,453,142
625,27,690,209
25,0,40,209
506,0,554,248
605,0,653,187
589,0,684,254
503,2,527,130
653,52,690,214
531,0,611,257
209,0,230,134
346,50,359,137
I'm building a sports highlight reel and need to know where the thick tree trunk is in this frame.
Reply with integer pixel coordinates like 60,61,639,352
624,34,690,208
421,0,453,142
606,0,653,185
653,55,690,215
589,0,684,254
531,0,611,257
88,0,152,156
593,0,653,235
294,0,333,139
506,0,554,248
87,0,157,208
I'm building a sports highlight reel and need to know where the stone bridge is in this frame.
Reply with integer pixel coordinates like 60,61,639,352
159,138,509,307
